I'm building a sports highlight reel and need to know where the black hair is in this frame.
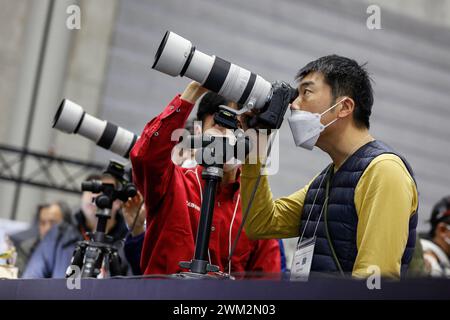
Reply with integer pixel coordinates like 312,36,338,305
196,92,228,122
429,196,450,238
56,201,73,224
35,201,72,225
296,54,374,129
85,172,102,182
34,203,48,224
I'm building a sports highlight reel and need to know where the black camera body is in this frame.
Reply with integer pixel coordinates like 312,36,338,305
213,81,297,131
247,81,298,129
81,160,137,208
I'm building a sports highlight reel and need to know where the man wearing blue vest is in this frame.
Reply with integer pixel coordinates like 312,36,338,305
241,55,418,278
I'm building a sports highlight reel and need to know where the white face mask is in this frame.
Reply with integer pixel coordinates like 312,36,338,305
288,98,346,150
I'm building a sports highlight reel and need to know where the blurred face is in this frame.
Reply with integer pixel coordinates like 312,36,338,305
38,204,63,239
80,176,122,221
436,222,450,255
81,190,97,218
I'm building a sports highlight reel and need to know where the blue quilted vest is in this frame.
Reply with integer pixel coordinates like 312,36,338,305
298,140,418,276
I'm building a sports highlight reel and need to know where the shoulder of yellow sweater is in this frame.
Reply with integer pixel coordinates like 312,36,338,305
356,153,418,213
362,153,414,183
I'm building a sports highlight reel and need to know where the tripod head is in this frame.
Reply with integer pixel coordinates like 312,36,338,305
180,129,252,174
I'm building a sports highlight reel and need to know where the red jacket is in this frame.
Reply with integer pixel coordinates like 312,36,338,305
130,94,280,275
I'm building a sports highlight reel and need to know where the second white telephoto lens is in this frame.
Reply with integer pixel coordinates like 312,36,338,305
52,99,139,158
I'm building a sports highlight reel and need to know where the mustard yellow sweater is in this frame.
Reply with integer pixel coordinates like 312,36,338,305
241,154,418,278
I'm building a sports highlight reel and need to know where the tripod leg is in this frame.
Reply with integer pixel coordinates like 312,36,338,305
66,242,86,278
107,249,123,277
81,246,104,278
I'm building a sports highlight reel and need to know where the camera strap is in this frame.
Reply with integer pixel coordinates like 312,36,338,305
227,131,278,265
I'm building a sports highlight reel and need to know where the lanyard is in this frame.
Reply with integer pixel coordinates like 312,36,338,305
323,166,345,276
299,164,332,244
292,165,333,282
299,164,345,276
323,166,333,221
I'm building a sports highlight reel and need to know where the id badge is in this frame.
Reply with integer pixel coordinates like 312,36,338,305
290,236,316,281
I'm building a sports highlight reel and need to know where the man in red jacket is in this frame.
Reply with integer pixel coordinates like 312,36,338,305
130,81,280,276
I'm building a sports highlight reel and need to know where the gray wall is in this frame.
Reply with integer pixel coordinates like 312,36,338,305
99,0,450,235
0,0,118,221
0,0,28,143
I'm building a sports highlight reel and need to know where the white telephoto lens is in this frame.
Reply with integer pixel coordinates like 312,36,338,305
184,50,215,84
218,64,251,103
77,113,107,143
52,99,84,133
243,75,272,109
152,31,192,76
152,31,273,110
109,127,138,157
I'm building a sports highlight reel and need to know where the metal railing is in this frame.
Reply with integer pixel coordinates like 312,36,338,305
0,144,105,219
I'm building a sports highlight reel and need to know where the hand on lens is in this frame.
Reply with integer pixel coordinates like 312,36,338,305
181,81,209,104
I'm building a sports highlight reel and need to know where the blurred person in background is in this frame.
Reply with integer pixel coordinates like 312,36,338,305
22,173,130,278
9,201,71,277
421,196,450,277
